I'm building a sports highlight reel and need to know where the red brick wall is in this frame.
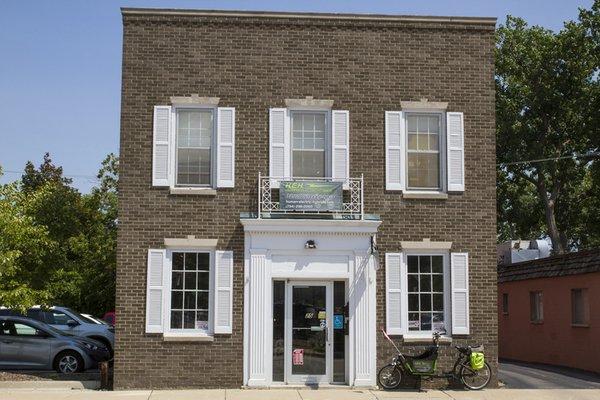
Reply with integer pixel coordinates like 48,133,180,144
117,10,497,389
498,273,600,373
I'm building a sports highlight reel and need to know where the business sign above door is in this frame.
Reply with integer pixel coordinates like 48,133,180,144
279,181,343,212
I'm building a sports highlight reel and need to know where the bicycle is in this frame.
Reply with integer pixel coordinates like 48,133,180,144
377,329,491,390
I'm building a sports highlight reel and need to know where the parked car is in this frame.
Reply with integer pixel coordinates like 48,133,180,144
81,313,108,325
0,316,110,373
0,306,114,355
102,311,115,326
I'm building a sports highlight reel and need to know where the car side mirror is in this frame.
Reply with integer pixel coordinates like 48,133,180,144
66,319,79,327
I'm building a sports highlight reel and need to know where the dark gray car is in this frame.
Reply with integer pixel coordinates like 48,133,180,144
0,316,110,373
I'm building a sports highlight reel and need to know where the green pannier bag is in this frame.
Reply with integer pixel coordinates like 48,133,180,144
470,352,485,370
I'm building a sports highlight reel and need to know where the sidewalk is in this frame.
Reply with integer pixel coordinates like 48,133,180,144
1,388,600,400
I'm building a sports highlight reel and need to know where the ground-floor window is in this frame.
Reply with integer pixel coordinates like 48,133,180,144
407,254,447,333
169,251,211,333
571,288,589,326
529,291,543,323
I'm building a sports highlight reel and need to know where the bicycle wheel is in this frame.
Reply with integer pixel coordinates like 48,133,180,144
377,364,402,390
460,361,491,390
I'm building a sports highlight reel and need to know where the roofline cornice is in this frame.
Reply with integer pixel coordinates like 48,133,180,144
121,8,497,26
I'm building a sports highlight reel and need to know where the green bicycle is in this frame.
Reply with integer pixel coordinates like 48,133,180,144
377,329,491,390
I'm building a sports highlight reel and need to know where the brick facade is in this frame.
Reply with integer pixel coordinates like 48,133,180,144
116,9,497,389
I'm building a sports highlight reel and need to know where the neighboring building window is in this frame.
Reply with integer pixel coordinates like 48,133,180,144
571,288,589,326
176,109,213,186
170,251,211,333
407,255,447,332
291,111,327,177
502,293,509,314
530,291,543,323
406,113,442,190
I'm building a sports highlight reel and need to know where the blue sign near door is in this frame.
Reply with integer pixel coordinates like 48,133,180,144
333,314,344,330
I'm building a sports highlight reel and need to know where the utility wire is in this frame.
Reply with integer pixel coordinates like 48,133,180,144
497,151,600,166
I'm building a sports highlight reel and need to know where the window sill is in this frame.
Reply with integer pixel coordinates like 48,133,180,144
530,320,544,325
402,335,452,344
162,333,214,342
169,187,217,196
402,192,448,200
571,323,590,328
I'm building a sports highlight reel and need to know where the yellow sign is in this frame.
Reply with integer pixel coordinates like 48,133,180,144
317,311,326,320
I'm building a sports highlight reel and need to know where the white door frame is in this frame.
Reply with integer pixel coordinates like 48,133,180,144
284,280,333,384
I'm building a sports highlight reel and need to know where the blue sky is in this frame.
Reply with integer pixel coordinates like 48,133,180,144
0,0,594,192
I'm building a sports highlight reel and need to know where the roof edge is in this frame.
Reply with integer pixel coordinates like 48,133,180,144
120,8,497,25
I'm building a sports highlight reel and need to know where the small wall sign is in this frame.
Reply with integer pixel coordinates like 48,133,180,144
334,314,344,330
292,349,304,366
279,180,343,211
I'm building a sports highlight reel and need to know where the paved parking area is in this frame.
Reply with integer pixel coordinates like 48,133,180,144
499,361,600,389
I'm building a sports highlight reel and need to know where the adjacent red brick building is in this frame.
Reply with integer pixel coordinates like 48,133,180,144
498,249,600,374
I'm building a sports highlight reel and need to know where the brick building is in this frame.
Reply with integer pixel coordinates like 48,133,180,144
116,8,497,389
498,250,600,374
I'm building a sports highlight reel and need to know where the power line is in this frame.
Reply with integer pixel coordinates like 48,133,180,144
497,151,600,167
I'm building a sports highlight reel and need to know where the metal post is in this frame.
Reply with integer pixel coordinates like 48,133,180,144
257,172,261,219
360,174,364,220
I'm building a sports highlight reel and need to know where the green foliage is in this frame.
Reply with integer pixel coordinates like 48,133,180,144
496,2,600,252
0,153,118,315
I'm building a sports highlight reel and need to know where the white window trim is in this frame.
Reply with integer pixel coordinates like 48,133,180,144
402,250,452,340
170,104,218,190
164,248,215,338
402,109,447,195
288,108,332,179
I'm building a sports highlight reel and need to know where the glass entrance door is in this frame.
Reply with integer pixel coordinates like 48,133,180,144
286,282,332,384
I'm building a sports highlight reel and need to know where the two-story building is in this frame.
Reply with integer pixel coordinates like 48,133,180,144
116,8,497,389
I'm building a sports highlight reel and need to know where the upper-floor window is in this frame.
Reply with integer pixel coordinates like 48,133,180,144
406,113,443,191
175,109,214,187
530,291,543,323
502,293,509,314
291,111,327,178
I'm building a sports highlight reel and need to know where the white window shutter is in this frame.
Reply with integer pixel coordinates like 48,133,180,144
269,108,290,187
447,112,465,192
217,107,235,188
146,249,166,333
386,253,406,335
152,106,171,187
214,250,233,334
331,110,349,185
385,111,404,191
451,252,470,335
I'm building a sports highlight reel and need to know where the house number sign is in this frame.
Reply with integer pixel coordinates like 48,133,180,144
279,181,343,212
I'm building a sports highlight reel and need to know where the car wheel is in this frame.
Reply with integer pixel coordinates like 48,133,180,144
54,351,84,373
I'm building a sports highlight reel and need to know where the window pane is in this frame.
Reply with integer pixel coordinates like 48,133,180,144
172,272,183,289
432,256,443,273
171,291,183,309
177,148,211,186
433,294,444,311
432,313,444,331
407,116,418,133
184,253,197,270
173,253,184,270
407,153,440,189
420,256,431,273
420,313,432,331
428,134,439,150
198,253,210,271
183,311,195,329
432,275,444,292
428,116,440,133
170,311,182,329
407,256,418,273
408,313,420,331
197,272,209,290
408,294,419,312
196,311,209,329
197,291,209,310
408,133,418,151
420,294,432,311
184,272,196,290
292,150,325,177
419,274,431,292
408,275,418,292
184,291,196,309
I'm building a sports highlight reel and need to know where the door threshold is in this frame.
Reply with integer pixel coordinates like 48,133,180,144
266,383,350,389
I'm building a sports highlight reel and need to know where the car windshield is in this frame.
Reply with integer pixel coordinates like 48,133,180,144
62,307,94,324
80,314,104,325
27,320,67,337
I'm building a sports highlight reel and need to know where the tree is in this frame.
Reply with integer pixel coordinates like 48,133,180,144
496,3,600,253
0,153,118,315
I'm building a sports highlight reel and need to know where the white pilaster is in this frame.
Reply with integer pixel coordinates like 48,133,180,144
247,249,270,386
